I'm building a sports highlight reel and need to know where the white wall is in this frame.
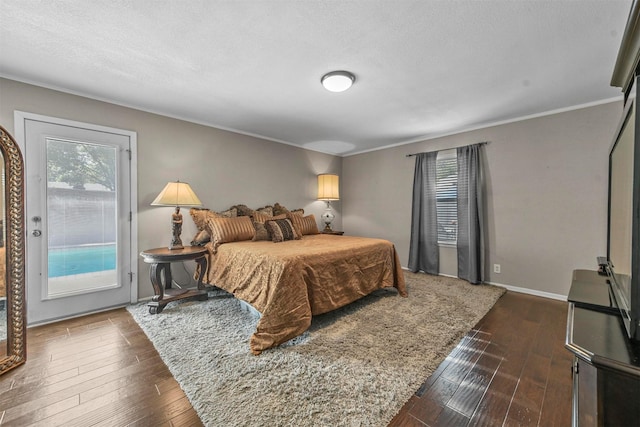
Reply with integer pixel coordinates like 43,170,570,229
0,78,342,299
342,102,622,297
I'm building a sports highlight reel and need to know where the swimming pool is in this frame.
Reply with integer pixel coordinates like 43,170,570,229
48,244,116,278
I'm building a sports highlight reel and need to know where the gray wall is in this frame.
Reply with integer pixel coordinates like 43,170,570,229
0,77,624,300
343,102,622,297
0,78,342,299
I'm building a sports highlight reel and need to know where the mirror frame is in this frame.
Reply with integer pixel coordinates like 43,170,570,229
0,125,26,375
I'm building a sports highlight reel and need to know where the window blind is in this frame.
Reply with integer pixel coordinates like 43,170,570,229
436,153,457,243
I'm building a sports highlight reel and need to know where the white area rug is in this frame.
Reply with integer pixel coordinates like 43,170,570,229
128,272,505,426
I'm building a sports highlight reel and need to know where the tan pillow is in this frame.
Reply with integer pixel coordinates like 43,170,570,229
190,208,211,231
255,205,274,216
252,221,271,241
190,229,210,246
252,211,287,224
190,207,237,230
273,202,304,216
218,207,238,219
251,212,287,240
272,202,289,216
206,216,255,253
231,204,254,217
265,218,301,243
287,213,319,236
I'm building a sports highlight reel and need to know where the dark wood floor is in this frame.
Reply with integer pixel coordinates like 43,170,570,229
0,309,202,426
390,292,572,427
0,291,571,426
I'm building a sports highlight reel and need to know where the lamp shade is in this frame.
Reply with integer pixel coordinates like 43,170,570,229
151,181,202,207
317,174,340,201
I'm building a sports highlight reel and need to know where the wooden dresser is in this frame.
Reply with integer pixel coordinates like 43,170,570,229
566,270,640,426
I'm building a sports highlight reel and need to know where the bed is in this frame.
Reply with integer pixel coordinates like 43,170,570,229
190,205,407,354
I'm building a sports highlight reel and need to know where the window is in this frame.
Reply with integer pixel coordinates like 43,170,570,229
436,151,457,244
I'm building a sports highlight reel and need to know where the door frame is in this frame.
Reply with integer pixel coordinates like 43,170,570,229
14,111,139,308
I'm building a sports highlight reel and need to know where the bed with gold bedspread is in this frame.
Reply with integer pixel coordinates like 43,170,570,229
200,234,406,354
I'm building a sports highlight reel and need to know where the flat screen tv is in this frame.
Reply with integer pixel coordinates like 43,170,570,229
607,77,640,342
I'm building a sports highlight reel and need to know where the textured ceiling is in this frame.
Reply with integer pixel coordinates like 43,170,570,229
0,0,633,156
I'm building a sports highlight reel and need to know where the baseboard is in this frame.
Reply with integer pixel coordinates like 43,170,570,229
27,303,130,328
484,281,567,301
402,267,567,301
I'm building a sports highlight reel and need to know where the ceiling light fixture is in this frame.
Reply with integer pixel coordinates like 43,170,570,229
321,70,355,92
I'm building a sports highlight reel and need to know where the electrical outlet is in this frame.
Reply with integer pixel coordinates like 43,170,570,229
493,264,501,274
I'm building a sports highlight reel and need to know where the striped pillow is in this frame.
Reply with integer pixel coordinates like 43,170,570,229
206,216,255,253
287,213,319,235
265,218,301,243
190,207,237,230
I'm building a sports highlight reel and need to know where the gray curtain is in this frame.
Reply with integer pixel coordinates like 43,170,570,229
408,152,439,274
457,143,485,284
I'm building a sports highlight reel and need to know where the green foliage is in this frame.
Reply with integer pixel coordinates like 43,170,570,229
47,139,116,191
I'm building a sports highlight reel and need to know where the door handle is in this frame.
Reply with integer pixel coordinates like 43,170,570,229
32,229,42,237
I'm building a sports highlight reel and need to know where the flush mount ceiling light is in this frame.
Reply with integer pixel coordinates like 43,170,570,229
321,70,355,92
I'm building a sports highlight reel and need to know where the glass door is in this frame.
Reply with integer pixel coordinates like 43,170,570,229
19,114,136,325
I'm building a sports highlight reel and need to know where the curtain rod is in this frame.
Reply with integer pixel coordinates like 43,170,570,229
405,141,488,157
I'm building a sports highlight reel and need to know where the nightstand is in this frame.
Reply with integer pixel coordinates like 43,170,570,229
140,246,208,314
321,230,344,235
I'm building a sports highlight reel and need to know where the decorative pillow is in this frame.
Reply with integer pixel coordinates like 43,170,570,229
272,202,304,216
272,202,289,216
287,213,319,235
190,208,211,231
219,207,238,218
252,211,287,224
190,207,237,231
190,229,210,246
255,205,274,217
265,218,301,243
231,204,255,217
252,221,271,241
206,216,255,253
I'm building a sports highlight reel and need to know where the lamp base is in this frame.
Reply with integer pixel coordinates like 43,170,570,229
323,224,333,232
169,206,184,250
321,202,335,233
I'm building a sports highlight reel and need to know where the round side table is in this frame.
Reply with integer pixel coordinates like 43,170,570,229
140,246,208,314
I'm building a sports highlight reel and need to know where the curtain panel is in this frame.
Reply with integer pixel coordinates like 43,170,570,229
408,152,439,274
456,143,485,284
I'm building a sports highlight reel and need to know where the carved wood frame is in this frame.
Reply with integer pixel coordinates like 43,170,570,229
0,125,26,375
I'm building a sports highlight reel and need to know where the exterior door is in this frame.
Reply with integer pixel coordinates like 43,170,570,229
16,112,137,325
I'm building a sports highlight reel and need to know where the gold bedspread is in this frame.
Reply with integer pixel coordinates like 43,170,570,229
202,234,407,354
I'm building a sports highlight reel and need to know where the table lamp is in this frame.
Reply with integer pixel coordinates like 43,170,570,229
151,181,202,249
317,174,339,232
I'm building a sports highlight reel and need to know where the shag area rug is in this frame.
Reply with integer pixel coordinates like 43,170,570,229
128,272,505,426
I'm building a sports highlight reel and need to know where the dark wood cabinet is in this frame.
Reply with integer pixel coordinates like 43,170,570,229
567,3,640,425
566,270,640,426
